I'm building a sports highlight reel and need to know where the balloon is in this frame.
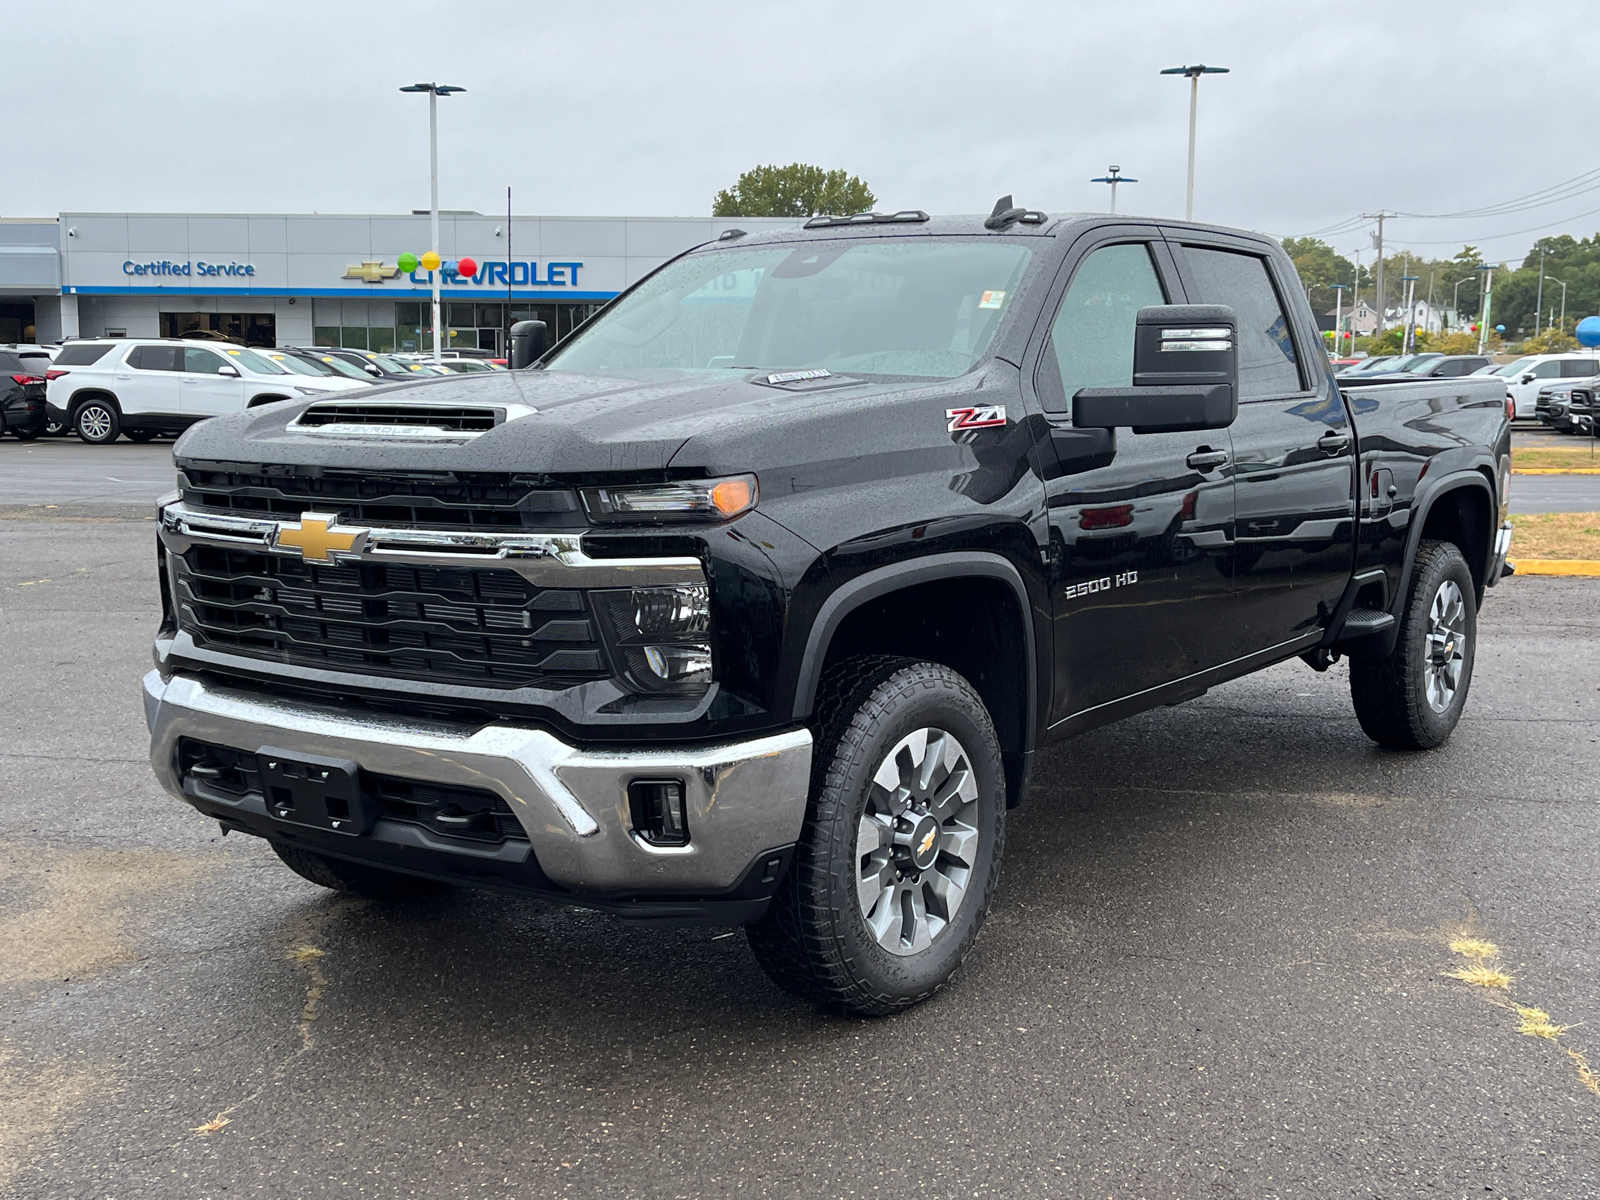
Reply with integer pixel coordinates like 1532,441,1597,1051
457,256,477,277
420,250,442,272
443,260,457,275
1576,316,1600,348
397,252,418,273
1494,325,1504,333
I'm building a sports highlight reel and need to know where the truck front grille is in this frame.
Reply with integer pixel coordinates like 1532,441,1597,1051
174,545,607,689
177,464,582,531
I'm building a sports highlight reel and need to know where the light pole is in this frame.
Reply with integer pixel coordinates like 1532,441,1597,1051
1452,276,1472,332
400,82,466,365
1400,274,1419,354
1548,277,1568,335
1090,165,1137,214
1160,64,1229,221
1534,249,1546,336
1475,264,1495,355
1331,283,1349,359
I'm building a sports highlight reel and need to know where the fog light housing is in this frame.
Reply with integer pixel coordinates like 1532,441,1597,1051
628,779,689,846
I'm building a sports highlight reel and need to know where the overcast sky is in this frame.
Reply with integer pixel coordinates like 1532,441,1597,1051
5,0,1591,267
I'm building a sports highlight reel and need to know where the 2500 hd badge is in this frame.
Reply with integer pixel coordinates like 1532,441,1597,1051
142,199,1513,1016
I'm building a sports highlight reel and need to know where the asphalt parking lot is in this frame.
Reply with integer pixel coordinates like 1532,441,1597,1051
2,461,1598,1198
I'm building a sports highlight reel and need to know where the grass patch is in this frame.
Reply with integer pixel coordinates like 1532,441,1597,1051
1514,445,1600,470
1516,1006,1568,1040
1450,938,1500,958
1508,512,1600,560
1447,963,1514,988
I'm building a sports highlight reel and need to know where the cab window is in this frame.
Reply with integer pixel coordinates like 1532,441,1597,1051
1560,359,1599,378
1040,243,1167,413
1179,246,1304,399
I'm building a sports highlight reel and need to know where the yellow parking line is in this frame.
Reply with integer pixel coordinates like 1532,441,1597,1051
1509,559,1600,577
1513,468,1600,475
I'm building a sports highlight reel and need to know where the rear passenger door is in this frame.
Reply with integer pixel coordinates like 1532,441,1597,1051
1166,236,1356,660
1028,232,1237,723
120,344,183,415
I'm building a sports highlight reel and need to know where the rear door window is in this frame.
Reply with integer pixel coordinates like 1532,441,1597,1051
1177,245,1305,399
1560,359,1599,378
129,345,181,371
53,343,115,366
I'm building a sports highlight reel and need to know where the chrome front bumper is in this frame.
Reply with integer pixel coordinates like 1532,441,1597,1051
143,670,812,893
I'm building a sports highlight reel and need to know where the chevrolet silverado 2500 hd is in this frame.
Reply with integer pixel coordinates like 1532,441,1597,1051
143,203,1513,1015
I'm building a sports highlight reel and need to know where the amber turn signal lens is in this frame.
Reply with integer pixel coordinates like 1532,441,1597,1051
710,477,757,517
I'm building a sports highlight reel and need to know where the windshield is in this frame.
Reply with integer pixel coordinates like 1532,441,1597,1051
1492,356,1536,376
547,240,1035,379
1342,356,1391,372
312,354,372,380
224,347,286,375
262,352,324,377
372,354,411,373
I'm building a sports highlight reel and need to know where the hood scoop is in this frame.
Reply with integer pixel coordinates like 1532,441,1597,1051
288,400,536,440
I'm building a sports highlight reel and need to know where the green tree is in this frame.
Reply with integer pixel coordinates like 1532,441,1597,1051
712,164,876,218
1282,237,1356,312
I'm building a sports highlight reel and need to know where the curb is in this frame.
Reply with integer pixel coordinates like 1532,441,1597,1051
1513,468,1600,475
1507,559,1600,577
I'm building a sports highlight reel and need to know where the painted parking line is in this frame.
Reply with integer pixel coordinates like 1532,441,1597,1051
1508,559,1600,577
1514,468,1600,475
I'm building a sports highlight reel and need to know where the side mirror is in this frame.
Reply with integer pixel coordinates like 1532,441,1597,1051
1074,305,1238,434
509,320,549,369
218,364,240,378
1521,374,1534,384
364,364,381,377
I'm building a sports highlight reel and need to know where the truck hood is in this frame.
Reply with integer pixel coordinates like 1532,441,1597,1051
172,365,993,481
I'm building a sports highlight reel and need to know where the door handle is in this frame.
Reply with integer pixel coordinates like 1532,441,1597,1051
1317,431,1352,454
1186,448,1230,471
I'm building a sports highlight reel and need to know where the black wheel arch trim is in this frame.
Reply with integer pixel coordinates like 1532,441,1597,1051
1367,467,1495,658
791,550,1041,764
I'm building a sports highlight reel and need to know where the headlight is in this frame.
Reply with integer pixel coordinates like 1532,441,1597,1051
595,584,713,693
293,386,329,396
580,475,757,524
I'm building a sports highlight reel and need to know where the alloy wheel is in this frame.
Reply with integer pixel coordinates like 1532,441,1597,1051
79,406,113,441
1424,578,1468,713
855,726,981,956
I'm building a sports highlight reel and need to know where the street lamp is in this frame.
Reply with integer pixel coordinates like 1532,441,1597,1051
1547,276,1568,335
400,82,466,365
1452,276,1475,332
1475,264,1495,355
1160,64,1229,221
1090,165,1137,214
1331,283,1350,359
1399,274,1419,354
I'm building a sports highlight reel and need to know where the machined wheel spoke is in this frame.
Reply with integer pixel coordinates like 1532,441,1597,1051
939,821,979,866
924,868,966,923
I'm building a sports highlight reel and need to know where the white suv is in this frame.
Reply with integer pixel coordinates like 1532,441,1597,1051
45,339,346,444
1491,353,1600,419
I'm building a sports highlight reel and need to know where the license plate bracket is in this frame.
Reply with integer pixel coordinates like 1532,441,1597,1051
256,747,375,836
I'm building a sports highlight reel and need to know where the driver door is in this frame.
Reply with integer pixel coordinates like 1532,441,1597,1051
1028,234,1237,727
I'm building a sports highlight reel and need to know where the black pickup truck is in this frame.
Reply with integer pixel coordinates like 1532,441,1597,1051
143,203,1513,1015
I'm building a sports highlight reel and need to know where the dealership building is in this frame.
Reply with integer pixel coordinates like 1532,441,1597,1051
0,211,799,353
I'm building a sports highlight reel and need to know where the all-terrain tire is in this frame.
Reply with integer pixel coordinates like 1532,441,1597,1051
271,841,450,901
747,656,1006,1016
1350,539,1477,750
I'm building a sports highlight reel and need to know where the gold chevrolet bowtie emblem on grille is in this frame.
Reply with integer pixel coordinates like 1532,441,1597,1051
275,514,367,563
342,260,400,284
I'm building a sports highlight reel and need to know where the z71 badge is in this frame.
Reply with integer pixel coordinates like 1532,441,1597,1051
946,405,1007,432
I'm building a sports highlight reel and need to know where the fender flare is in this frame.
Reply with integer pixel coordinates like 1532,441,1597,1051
67,388,121,420
792,550,1039,754
1374,468,1495,657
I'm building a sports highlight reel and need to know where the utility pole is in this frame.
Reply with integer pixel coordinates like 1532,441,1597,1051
1161,64,1230,220
1090,166,1137,214
1331,283,1349,359
1400,274,1419,354
1549,277,1568,333
1361,212,1393,334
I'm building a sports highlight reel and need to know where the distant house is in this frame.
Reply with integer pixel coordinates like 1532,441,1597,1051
1324,298,1380,335
1384,299,1453,335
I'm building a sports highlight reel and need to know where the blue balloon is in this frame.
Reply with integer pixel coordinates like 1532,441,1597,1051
1577,316,1600,348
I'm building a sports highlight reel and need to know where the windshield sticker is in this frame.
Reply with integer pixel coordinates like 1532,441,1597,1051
978,291,1006,309
946,404,1007,432
766,369,832,384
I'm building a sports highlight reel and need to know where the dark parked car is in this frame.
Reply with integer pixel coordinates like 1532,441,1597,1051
0,348,49,438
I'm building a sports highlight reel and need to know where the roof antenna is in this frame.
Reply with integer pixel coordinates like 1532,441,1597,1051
984,194,1047,231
